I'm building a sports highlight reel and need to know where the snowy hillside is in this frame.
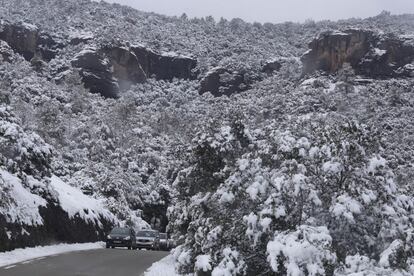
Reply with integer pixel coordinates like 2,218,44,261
0,106,117,251
0,0,414,275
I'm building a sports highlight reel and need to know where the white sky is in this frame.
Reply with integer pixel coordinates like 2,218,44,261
102,0,414,23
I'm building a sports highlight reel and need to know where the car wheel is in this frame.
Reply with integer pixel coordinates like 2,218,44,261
128,246,132,250
111,246,115,249
106,245,110,249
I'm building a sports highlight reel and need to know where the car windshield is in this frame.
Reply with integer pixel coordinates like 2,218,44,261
137,231,158,237
159,233,167,239
110,228,129,235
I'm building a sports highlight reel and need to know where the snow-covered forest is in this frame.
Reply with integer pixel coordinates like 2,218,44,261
0,0,414,275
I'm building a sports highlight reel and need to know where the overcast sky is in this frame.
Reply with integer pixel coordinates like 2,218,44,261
102,0,414,23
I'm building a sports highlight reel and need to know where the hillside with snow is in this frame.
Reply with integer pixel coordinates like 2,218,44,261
0,0,414,275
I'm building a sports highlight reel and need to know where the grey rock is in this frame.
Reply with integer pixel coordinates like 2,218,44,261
301,29,414,78
131,45,197,80
71,50,120,98
199,67,249,97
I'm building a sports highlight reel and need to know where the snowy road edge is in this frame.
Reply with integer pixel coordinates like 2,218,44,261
0,242,105,267
144,254,180,276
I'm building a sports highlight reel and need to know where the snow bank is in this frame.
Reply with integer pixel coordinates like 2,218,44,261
0,170,115,227
144,254,181,276
0,170,46,226
0,242,104,267
49,175,114,225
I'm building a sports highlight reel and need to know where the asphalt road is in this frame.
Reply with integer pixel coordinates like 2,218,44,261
0,248,168,276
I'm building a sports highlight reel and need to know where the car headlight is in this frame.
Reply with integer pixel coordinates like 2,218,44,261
107,235,112,239
124,236,131,240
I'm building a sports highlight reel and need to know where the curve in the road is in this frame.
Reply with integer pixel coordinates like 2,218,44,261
0,248,168,276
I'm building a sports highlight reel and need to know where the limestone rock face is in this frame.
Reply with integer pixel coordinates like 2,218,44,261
0,21,64,62
301,29,414,78
301,30,374,74
0,22,39,61
359,35,414,77
199,67,249,97
72,44,198,98
71,50,120,98
262,59,282,74
37,32,65,61
131,46,197,80
104,46,147,91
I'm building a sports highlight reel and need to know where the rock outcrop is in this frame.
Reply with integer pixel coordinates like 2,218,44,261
301,29,414,78
199,67,251,97
0,21,64,62
103,46,147,91
0,21,198,98
72,44,198,98
359,35,414,77
131,45,197,80
262,59,282,74
71,49,120,99
0,22,39,61
301,30,374,74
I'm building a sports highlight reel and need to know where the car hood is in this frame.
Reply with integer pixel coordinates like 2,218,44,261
136,237,155,241
109,234,129,239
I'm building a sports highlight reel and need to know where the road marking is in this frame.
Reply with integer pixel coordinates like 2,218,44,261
22,260,33,264
4,265,16,269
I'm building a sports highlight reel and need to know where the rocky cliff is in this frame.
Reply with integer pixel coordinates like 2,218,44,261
301,29,414,78
0,20,198,99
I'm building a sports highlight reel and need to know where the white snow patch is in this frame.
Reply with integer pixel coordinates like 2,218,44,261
145,254,179,276
238,159,249,171
145,254,192,276
322,161,342,174
331,30,349,36
195,255,212,272
379,240,403,268
267,226,335,276
21,22,38,31
0,170,46,226
68,30,94,40
331,195,362,223
367,156,386,174
373,48,387,56
301,78,317,86
219,191,235,204
49,175,114,226
0,242,104,267
73,47,98,59
161,51,192,59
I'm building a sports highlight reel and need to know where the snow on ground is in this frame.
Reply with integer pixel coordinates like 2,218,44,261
0,242,104,267
144,254,182,276
50,175,115,225
0,170,116,227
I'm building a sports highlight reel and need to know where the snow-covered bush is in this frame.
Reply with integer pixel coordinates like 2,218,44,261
169,116,414,275
0,106,52,178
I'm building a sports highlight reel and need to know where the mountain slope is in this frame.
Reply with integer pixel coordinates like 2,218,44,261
0,0,413,275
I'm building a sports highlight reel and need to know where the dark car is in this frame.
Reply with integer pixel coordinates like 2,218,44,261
106,227,136,250
159,233,170,251
135,230,160,250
